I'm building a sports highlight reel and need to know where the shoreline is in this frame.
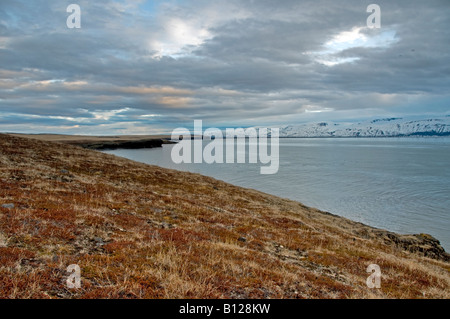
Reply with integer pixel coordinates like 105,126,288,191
5,133,175,150
7,133,449,256
6,133,449,252
0,133,448,298
102,137,450,252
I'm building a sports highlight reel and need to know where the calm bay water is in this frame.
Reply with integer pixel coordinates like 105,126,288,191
103,137,450,251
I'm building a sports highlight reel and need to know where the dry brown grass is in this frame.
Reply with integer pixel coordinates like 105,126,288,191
0,133,448,299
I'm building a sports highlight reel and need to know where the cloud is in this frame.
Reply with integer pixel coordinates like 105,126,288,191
0,0,449,134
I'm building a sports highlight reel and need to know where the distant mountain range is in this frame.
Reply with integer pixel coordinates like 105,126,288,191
275,116,450,138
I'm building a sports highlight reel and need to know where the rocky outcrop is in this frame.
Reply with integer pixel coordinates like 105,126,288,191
69,138,167,150
382,233,450,261
355,227,449,261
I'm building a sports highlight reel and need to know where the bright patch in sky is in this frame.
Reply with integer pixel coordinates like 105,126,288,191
91,107,131,120
312,26,398,66
303,105,334,113
151,18,211,58
315,57,360,67
326,27,397,52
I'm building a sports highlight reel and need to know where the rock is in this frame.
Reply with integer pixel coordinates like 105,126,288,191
1,203,14,209
355,227,450,262
151,207,163,214
0,233,7,247
60,169,69,174
161,222,175,229
93,237,105,246
238,237,247,242
297,249,308,257
381,231,449,261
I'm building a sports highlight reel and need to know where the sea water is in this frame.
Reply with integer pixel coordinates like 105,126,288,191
103,137,450,251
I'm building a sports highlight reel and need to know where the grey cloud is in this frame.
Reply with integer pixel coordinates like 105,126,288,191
0,0,449,133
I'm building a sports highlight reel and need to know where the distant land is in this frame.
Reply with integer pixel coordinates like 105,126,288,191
5,133,174,150
4,116,450,142
274,116,450,138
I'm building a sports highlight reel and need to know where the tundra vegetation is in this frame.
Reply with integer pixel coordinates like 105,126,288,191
0,134,448,298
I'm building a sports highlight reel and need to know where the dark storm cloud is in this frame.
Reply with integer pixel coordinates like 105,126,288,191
0,0,449,134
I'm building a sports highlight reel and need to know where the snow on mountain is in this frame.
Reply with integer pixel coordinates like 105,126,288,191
276,117,450,138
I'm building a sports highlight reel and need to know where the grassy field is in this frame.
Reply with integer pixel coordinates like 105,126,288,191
0,133,448,298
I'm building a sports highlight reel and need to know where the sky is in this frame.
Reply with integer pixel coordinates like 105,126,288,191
0,0,449,135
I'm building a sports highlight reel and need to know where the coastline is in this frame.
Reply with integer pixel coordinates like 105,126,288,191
0,133,448,298
5,133,175,150
104,136,450,252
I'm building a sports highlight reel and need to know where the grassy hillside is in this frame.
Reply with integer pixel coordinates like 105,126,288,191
0,134,448,298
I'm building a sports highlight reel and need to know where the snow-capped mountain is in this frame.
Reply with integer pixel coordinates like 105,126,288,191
276,117,450,138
